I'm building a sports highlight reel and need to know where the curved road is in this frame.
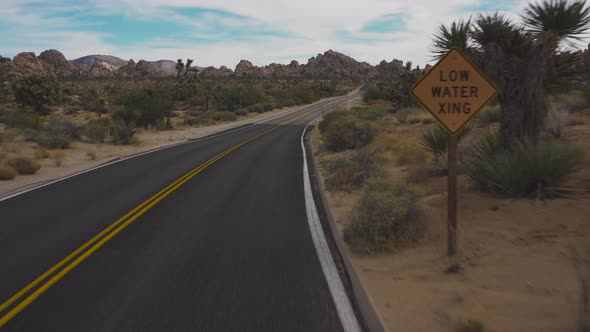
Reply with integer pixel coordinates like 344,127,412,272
0,92,362,332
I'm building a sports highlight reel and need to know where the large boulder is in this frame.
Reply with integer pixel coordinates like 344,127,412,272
234,60,268,78
199,65,234,78
10,52,47,78
134,60,157,77
0,55,13,82
116,59,137,77
264,60,302,78
87,60,114,77
38,49,77,78
300,49,377,79
375,59,407,78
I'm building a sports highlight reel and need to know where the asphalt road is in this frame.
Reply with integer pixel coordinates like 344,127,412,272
0,93,361,332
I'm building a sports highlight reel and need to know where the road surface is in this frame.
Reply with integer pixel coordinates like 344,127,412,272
0,92,363,332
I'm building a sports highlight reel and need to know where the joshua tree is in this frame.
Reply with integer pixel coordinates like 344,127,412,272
432,0,590,148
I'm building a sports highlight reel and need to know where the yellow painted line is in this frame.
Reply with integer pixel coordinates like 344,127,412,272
0,97,335,327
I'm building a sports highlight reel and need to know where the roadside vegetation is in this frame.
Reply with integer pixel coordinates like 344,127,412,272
312,1,590,331
0,61,355,181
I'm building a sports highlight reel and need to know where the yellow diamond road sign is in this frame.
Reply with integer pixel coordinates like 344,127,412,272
411,48,497,135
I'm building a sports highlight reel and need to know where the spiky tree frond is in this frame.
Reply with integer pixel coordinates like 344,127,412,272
432,19,471,58
522,0,590,41
472,13,517,50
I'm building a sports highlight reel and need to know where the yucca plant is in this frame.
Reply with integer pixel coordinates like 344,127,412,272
432,0,590,148
420,124,471,160
461,131,583,197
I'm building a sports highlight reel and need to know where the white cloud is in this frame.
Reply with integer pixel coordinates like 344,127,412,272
2,0,588,69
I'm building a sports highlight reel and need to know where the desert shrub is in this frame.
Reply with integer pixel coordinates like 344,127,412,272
325,159,365,191
115,88,172,128
85,119,112,143
325,149,384,191
367,133,397,153
320,112,376,152
52,151,65,166
111,120,135,145
0,165,17,180
0,165,17,181
86,151,96,160
395,107,431,124
421,124,471,160
7,157,40,175
352,105,390,121
344,179,422,252
234,109,248,116
247,104,265,113
35,130,72,149
478,105,501,124
210,112,237,122
47,118,82,139
461,132,584,197
2,112,41,129
394,142,428,165
34,148,50,159
362,86,388,103
11,75,60,114
263,102,277,112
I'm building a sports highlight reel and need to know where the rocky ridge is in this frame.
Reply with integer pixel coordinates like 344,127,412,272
0,48,425,81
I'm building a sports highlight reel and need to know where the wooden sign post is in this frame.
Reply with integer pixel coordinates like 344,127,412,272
410,48,497,256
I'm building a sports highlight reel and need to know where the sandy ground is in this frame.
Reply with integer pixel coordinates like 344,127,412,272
312,106,590,332
0,103,309,198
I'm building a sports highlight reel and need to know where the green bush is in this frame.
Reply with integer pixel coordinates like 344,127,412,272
263,102,277,112
247,104,265,113
211,112,237,122
11,75,60,114
320,112,376,152
234,109,248,116
421,124,471,160
111,120,135,145
85,119,112,143
115,88,172,128
352,105,390,121
7,157,41,175
35,131,72,149
325,159,365,191
0,165,17,180
461,132,584,197
362,86,388,103
344,179,422,252
47,119,82,139
2,112,41,129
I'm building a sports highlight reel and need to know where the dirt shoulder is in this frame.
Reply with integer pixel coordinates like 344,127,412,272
0,102,310,199
310,104,590,332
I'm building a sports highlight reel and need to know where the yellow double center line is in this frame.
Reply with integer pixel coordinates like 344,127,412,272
0,100,335,327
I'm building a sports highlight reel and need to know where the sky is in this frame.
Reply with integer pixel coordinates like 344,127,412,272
0,0,587,69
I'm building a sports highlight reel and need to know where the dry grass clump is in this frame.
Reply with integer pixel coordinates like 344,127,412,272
393,142,428,165
344,178,423,253
52,151,65,167
6,157,40,175
395,107,432,124
0,165,17,180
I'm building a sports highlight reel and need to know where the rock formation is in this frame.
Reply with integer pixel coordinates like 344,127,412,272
200,65,234,78
38,49,77,78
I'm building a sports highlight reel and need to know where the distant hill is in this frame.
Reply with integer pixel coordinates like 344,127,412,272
0,48,423,80
70,55,128,71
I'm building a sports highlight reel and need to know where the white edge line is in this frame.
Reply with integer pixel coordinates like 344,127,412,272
0,94,356,203
301,116,362,332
